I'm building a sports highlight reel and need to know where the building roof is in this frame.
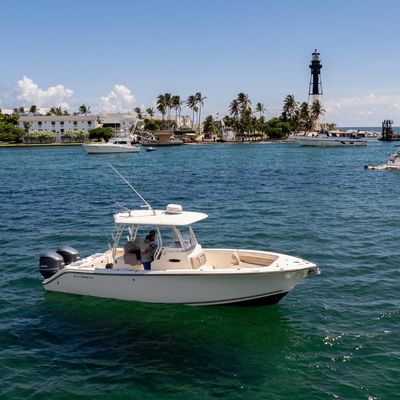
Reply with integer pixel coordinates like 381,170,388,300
19,115,98,121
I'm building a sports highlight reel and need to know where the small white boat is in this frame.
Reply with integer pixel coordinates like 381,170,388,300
293,131,367,147
145,147,156,152
39,202,319,306
83,134,140,154
366,147,400,170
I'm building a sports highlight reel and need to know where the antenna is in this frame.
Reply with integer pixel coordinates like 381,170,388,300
109,163,155,214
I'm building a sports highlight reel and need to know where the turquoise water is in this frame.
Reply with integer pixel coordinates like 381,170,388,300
1,141,399,399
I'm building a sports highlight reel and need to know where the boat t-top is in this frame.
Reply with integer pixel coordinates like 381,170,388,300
39,171,319,306
83,132,140,154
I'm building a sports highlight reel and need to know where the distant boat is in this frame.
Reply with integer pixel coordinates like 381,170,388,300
83,134,140,154
292,130,367,146
142,130,183,147
145,147,156,152
366,147,400,170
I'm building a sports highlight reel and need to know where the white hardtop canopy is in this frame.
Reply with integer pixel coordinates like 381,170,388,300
114,204,208,226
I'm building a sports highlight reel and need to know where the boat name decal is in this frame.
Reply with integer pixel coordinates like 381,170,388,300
73,275,94,279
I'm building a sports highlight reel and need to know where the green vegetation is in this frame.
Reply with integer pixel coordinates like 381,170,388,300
24,131,56,143
0,112,24,142
78,104,90,115
143,118,161,131
202,93,328,141
280,95,325,132
203,115,221,136
1,90,332,145
46,106,69,116
88,127,113,142
262,118,292,139
61,130,89,142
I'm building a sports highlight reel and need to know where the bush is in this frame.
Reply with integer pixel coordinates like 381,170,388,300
88,127,114,142
262,118,291,139
23,130,56,143
143,119,161,131
61,130,89,142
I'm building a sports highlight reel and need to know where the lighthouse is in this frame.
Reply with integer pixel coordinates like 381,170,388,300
308,49,323,104
308,49,323,130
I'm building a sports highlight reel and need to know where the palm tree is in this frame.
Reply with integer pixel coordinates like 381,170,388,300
255,102,266,118
163,93,172,127
156,95,167,127
310,99,325,131
203,115,220,136
79,104,90,115
282,95,298,122
237,92,251,113
134,107,143,120
146,107,155,118
29,105,37,114
298,102,312,132
195,92,206,133
186,95,197,130
229,99,240,119
171,95,182,126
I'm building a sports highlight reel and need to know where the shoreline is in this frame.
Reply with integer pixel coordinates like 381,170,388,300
0,143,84,148
0,139,287,148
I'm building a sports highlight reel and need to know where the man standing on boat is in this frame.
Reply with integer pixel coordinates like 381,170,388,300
140,235,153,270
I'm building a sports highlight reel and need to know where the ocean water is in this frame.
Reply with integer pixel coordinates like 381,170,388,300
0,141,399,399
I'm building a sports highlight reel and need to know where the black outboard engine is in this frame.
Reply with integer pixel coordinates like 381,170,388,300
57,245,80,265
39,251,65,279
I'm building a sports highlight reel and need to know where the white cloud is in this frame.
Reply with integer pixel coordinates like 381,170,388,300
17,76,73,109
323,92,400,126
99,84,135,112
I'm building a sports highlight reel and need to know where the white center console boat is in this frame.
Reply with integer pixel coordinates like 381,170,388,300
39,202,320,306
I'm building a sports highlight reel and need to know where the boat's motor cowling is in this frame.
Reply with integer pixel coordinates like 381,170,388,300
57,245,80,265
39,251,65,279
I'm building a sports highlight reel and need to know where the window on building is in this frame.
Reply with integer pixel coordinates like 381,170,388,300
51,121,55,125
61,129,64,133
60,121,64,126
88,121,92,126
38,121,42,126
73,121,77,125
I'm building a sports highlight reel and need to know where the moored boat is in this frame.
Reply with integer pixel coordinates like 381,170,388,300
293,130,367,146
83,133,140,154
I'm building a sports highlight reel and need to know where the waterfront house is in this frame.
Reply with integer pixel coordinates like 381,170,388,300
98,112,137,132
18,115,99,142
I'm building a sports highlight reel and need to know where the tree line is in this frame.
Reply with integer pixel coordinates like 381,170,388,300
0,92,327,143
8,104,91,116
137,92,326,139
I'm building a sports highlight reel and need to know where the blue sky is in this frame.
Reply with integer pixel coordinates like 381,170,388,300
1,0,400,125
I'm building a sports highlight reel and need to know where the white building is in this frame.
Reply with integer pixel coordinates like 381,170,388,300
18,115,99,142
98,112,137,132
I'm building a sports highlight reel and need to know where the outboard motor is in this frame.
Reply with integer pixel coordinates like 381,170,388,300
39,251,65,279
57,245,80,265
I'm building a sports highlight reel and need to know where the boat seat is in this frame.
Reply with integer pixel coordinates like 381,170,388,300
190,253,207,269
123,253,138,265
237,254,278,267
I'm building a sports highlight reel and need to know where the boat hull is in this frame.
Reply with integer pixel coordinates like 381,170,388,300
293,136,367,146
83,144,140,154
43,268,310,306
